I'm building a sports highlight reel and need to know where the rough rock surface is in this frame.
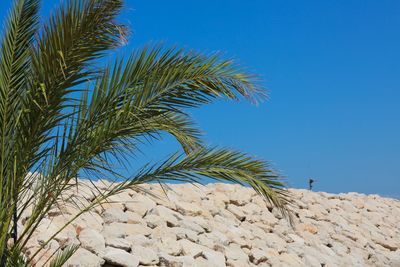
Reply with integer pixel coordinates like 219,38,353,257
24,182,400,267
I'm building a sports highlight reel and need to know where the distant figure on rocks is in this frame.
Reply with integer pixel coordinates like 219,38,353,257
308,178,315,190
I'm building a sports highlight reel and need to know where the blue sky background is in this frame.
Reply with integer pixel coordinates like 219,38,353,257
1,1,399,197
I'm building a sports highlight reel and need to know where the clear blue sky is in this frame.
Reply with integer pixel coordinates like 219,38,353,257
1,1,399,197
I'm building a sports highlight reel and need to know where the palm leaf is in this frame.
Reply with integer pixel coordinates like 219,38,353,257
126,148,292,218
48,245,79,267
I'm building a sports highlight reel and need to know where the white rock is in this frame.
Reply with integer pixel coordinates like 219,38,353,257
249,247,268,264
103,207,128,223
155,237,182,256
36,218,59,245
175,200,203,216
105,237,131,251
303,254,322,267
179,239,208,257
64,248,104,267
227,204,246,221
78,228,105,255
268,252,304,267
102,222,152,238
158,253,195,267
225,243,248,262
131,245,159,265
126,234,153,247
125,194,157,217
178,218,205,234
103,246,140,267
202,250,226,266
147,205,182,227
73,212,104,232
264,233,287,252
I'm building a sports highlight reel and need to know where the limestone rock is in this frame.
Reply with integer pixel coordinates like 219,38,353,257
102,222,152,238
64,248,104,267
131,245,159,265
105,237,131,251
103,207,128,223
78,228,105,255
125,194,157,217
103,246,140,267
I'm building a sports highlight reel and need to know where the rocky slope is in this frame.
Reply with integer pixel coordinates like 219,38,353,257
22,181,400,267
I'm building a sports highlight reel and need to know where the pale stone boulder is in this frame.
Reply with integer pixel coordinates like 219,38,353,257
201,249,226,266
158,253,195,267
105,237,131,251
179,239,208,257
103,246,140,267
154,237,182,256
249,247,268,264
229,187,254,206
296,222,318,235
227,204,246,221
147,205,182,227
125,234,153,247
207,230,230,246
102,222,152,238
131,245,159,265
103,207,128,223
197,233,216,249
268,252,304,267
178,217,206,234
72,211,104,232
264,233,287,252
303,254,322,267
35,218,59,245
78,228,105,255
225,243,249,262
143,214,166,228
64,248,105,267
175,200,203,216
125,194,157,217
125,211,145,224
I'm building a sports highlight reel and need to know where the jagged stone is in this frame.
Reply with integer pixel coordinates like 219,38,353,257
105,237,131,251
102,222,152,238
78,228,105,255
131,245,159,265
103,246,140,267
125,194,157,217
64,248,105,267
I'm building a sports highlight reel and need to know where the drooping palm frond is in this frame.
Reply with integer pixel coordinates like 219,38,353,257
53,46,267,176
113,148,293,217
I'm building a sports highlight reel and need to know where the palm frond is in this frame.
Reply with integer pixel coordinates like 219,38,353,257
120,45,266,110
117,147,293,219
48,245,79,267
53,45,267,175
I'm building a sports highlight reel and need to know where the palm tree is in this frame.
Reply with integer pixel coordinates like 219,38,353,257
0,0,292,266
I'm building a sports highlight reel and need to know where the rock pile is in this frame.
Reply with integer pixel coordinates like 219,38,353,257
22,181,400,266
